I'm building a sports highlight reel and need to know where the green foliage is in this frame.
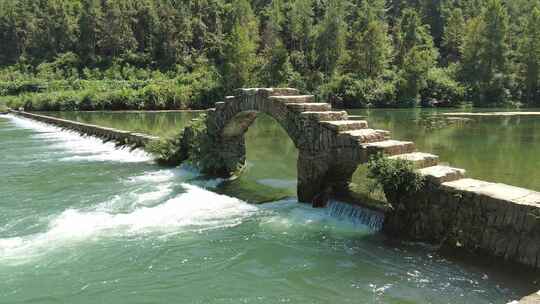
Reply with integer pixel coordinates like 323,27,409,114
0,0,539,107
222,1,260,91
367,155,426,197
517,6,540,106
146,130,189,166
459,0,511,106
320,73,397,108
421,67,465,107
316,0,347,76
146,114,220,173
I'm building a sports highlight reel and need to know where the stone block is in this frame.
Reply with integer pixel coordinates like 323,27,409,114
299,111,348,121
286,103,332,112
320,120,368,131
418,166,466,184
362,140,416,156
389,152,439,169
268,95,315,103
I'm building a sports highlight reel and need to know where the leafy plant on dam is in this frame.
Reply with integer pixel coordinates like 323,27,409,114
147,114,221,172
367,155,426,206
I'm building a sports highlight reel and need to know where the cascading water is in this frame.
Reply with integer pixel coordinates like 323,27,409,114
326,200,385,232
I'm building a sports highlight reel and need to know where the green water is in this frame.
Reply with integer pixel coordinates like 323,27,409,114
349,108,540,191
1,113,538,303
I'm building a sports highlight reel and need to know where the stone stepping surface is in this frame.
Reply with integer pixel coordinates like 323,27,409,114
321,120,369,131
286,103,332,112
418,165,466,183
300,111,348,121
268,95,315,103
390,152,439,169
341,129,391,144
442,178,540,207
362,140,416,156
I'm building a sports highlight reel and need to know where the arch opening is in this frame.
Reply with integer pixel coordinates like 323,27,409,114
217,112,299,203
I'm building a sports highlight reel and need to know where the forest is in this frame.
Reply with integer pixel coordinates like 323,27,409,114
1,0,540,110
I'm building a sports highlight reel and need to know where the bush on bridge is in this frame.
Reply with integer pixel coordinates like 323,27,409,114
147,114,219,172
367,155,426,207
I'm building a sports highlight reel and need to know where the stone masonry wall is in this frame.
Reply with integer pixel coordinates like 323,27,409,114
9,110,159,148
384,178,540,269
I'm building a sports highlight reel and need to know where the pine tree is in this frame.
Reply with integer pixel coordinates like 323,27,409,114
223,0,259,91
132,0,158,55
442,8,465,63
517,7,540,105
348,0,392,77
78,0,102,65
394,9,438,104
0,2,22,65
99,0,136,58
460,0,509,105
316,0,347,76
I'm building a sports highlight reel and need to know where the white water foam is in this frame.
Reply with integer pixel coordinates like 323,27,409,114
0,184,257,265
5,114,152,163
259,199,375,235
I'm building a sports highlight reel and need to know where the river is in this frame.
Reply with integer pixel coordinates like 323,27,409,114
0,112,537,303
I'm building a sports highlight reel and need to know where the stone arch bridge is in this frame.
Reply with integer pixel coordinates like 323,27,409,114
202,88,540,270
204,88,460,204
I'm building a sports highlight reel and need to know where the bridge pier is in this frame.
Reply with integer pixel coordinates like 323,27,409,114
297,151,332,204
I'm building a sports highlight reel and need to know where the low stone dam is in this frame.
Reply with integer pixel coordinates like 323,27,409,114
7,88,540,286
9,110,159,148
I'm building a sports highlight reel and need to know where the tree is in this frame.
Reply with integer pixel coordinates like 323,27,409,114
222,0,259,91
348,0,392,77
99,0,136,58
154,1,192,67
316,0,347,76
442,8,465,63
460,0,510,105
395,9,436,67
132,0,158,55
25,0,77,63
394,9,438,104
517,7,540,105
0,2,23,65
78,0,102,65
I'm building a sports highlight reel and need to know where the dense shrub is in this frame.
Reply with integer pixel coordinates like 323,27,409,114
420,67,465,107
146,114,219,171
367,155,426,197
320,73,397,108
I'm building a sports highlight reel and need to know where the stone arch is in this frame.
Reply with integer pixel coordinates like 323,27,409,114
205,88,417,204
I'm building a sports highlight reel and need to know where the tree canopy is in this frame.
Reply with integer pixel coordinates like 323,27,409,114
1,0,539,107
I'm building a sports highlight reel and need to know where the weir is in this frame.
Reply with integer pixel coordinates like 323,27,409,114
6,88,540,274
9,110,159,149
326,200,385,232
